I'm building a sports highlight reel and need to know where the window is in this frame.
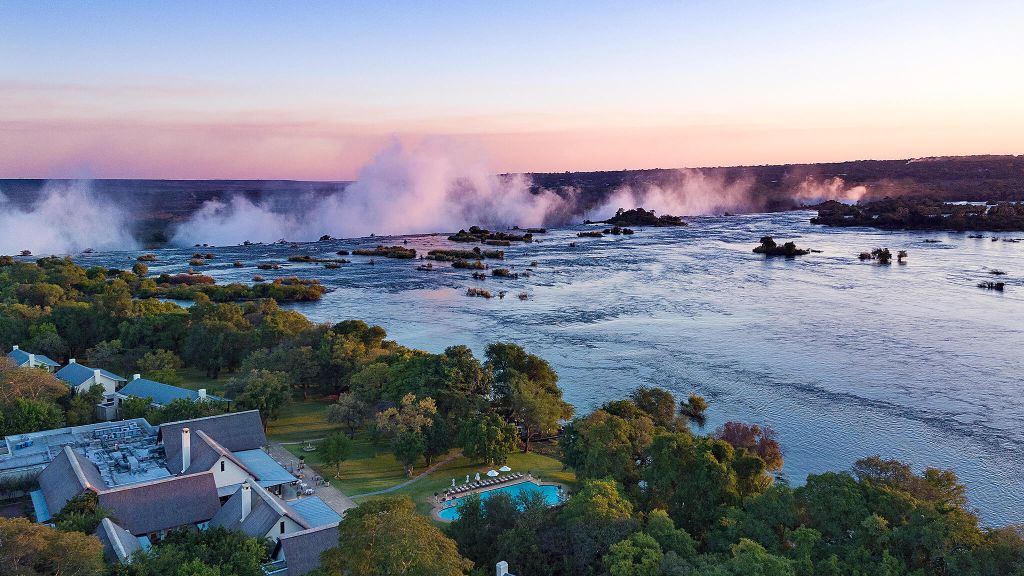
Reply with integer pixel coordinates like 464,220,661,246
280,521,285,534
220,460,225,472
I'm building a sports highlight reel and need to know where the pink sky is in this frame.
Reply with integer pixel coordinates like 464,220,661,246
2,2,1022,179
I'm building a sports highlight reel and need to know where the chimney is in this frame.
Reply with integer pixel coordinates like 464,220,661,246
93,369,102,384
133,374,141,380
241,482,252,521
11,345,18,351
496,561,510,576
69,358,76,364
198,389,207,400
181,428,191,473
28,353,35,365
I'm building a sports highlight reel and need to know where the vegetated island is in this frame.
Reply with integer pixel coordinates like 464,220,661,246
448,226,534,245
753,236,810,257
811,197,1024,231
586,207,687,227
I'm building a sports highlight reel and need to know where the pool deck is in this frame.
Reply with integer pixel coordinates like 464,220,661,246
429,474,567,522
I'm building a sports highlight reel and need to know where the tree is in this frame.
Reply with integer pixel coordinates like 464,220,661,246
116,526,270,576
0,516,105,576
1,397,64,436
392,430,427,477
603,532,664,576
0,357,67,405
319,432,353,477
53,491,110,534
645,509,697,559
560,479,638,575
326,393,368,437
320,496,472,576
231,369,291,431
136,349,183,383
679,394,708,428
506,374,573,452
65,384,105,426
376,393,437,435
631,386,679,429
458,412,520,465
713,422,783,472
561,407,654,487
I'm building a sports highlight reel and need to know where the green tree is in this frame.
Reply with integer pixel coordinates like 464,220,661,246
53,491,110,534
562,407,654,487
1,397,64,436
115,526,270,576
320,496,472,576
630,386,680,429
458,412,520,465
319,432,353,477
603,532,664,576
392,430,427,477
326,393,368,437
679,394,708,428
231,369,291,431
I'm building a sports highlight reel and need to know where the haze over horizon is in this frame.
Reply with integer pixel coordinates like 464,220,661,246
2,1,1023,180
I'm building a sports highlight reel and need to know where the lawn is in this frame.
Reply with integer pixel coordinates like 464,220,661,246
286,431,576,517
267,399,344,443
175,367,230,396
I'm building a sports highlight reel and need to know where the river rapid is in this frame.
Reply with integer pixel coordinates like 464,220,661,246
82,210,1024,525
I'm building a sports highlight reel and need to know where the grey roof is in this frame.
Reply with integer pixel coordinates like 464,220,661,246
7,348,60,368
98,472,221,535
160,411,266,473
95,517,142,563
55,362,126,387
278,524,340,576
210,481,310,538
118,378,225,406
37,446,108,515
289,497,342,528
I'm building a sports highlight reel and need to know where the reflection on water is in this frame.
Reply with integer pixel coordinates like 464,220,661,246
83,211,1024,525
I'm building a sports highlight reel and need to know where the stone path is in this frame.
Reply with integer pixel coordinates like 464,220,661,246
267,442,358,515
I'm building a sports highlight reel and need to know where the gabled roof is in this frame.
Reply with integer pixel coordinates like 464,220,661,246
7,348,60,368
160,411,266,472
278,524,340,576
37,445,108,515
55,362,126,387
118,378,224,406
95,517,142,563
179,429,251,476
210,481,310,537
98,472,221,535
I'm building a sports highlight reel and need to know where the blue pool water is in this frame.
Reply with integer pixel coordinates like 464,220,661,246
437,481,562,521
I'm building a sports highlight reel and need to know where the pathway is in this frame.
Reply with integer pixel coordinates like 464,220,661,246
349,451,462,498
267,442,358,515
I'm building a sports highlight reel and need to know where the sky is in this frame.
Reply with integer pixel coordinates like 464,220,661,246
1,0,1022,180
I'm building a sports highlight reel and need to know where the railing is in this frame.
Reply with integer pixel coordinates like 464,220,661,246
261,559,288,576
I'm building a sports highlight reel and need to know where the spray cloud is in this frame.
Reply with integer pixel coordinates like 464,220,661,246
172,139,574,245
0,181,139,255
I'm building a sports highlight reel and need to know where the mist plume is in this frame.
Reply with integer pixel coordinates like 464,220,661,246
0,181,138,255
171,139,575,245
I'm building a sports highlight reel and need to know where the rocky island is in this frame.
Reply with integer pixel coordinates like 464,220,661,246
811,198,1024,232
587,207,686,227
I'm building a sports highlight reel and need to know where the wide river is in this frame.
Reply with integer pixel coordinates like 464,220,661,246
84,210,1024,525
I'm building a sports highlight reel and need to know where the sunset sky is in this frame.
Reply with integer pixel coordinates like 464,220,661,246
2,1,1022,179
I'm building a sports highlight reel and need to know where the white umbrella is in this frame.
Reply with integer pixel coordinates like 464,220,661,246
487,469,499,477
498,465,512,472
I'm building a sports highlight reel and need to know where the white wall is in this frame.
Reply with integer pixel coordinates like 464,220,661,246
262,514,306,543
210,457,250,489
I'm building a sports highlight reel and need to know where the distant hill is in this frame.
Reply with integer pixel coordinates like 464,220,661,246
2,155,1022,244
527,155,1024,213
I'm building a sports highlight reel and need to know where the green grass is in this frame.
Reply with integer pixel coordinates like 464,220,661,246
288,432,576,517
267,399,343,443
175,368,230,396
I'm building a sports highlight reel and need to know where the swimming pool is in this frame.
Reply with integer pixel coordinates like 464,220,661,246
436,481,562,521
